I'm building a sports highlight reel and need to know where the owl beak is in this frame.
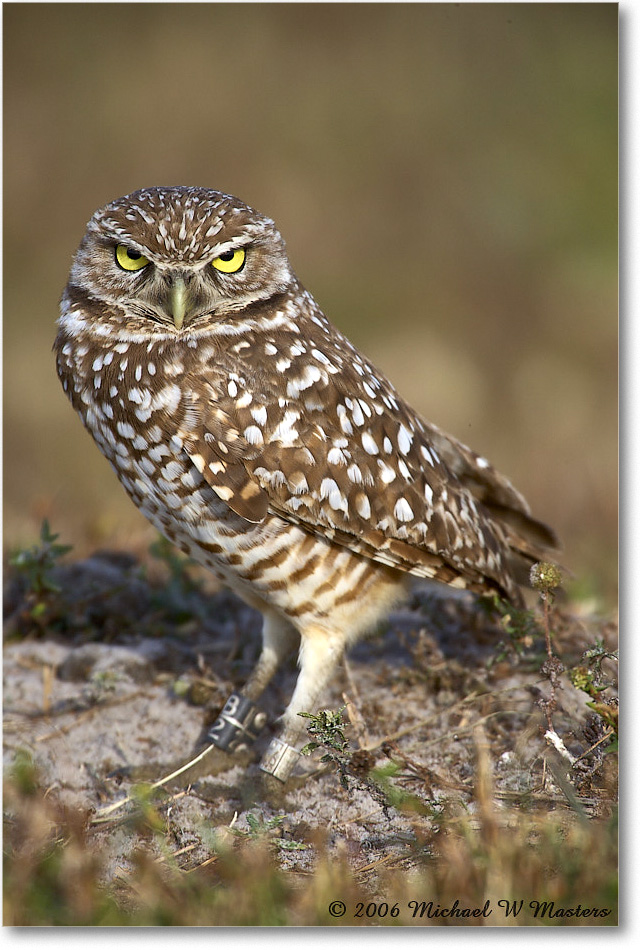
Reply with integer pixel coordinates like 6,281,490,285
169,277,188,331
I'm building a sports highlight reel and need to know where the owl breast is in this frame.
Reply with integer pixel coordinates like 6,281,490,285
56,330,227,537
55,323,406,629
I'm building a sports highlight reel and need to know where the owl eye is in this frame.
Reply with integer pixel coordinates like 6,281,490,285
211,247,246,274
115,244,150,272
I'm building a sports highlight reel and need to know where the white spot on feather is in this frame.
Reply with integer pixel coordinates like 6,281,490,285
398,459,412,481
116,421,136,440
378,461,396,484
347,464,363,485
272,410,300,446
397,424,413,455
361,432,379,455
244,425,264,446
327,446,346,466
162,461,182,480
312,348,333,367
351,402,365,427
394,498,414,522
320,477,347,512
337,404,353,436
250,405,268,426
355,493,371,519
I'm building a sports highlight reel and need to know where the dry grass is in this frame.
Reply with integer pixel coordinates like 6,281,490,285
3,736,617,926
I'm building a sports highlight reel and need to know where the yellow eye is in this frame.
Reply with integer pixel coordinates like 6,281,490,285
115,244,150,272
211,247,246,274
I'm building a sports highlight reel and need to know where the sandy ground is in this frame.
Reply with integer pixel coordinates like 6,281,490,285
3,548,618,878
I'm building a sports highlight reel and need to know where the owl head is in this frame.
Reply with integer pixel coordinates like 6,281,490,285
66,187,295,336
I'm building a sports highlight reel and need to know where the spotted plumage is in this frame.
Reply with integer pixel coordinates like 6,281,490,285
55,186,558,779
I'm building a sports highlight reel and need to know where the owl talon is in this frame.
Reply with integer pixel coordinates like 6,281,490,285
206,691,267,752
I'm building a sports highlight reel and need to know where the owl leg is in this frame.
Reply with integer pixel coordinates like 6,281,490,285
244,612,300,701
207,612,298,754
260,627,347,781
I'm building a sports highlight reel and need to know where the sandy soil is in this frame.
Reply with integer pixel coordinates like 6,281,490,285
3,548,618,877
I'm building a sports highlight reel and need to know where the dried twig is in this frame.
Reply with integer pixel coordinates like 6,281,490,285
91,743,215,823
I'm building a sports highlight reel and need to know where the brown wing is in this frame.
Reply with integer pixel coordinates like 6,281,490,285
177,384,268,523
180,356,558,601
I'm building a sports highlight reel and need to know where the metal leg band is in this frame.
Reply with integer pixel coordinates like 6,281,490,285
259,737,301,782
206,691,267,752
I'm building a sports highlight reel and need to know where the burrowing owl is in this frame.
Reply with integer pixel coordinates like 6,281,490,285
55,187,558,780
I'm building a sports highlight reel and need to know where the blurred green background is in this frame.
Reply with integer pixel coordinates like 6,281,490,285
3,3,617,604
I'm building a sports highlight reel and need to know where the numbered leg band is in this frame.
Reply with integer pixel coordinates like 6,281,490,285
259,737,301,782
207,692,267,752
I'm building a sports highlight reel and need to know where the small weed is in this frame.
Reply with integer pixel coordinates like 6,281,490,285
9,520,73,597
519,564,619,792
300,707,351,788
568,640,619,754
368,760,431,815
81,669,120,706
5,521,74,638
481,595,540,667
149,536,199,594
530,561,563,658
9,748,40,797
299,708,429,815
300,707,349,755
572,640,619,693
146,536,206,626
231,813,308,853
244,812,285,838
